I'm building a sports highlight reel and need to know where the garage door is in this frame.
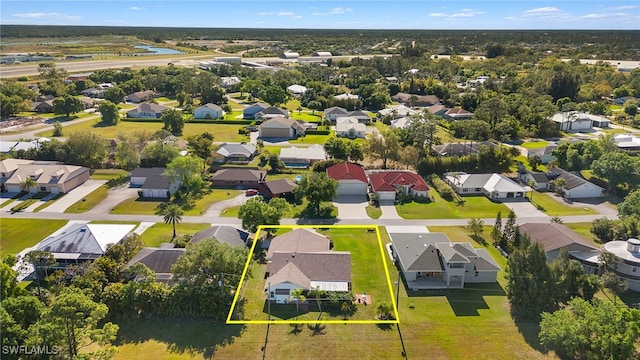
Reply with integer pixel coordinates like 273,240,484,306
566,187,601,199
50,187,59,194
7,185,22,193
260,128,289,138
377,191,396,200
337,182,367,196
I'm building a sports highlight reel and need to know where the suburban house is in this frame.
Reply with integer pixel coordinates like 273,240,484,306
192,226,250,247
326,163,368,196
426,105,447,117
614,96,638,105
347,110,371,123
602,238,640,291
444,108,474,120
259,178,297,199
127,103,167,118
312,51,332,57
264,229,351,303
324,107,349,121
1,159,90,194
0,141,40,155
335,117,366,139
37,223,136,267
210,168,265,188
126,90,156,103
220,76,240,88
389,231,500,290
124,246,186,282
287,84,307,96
613,134,640,153
378,105,420,119
258,116,306,139
279,144,327,168
368,170,430,200
130,167,180,198
444,172,526,199
193,103,225,119
243,103,269,119
431,141,498,157
519,223,600,273
33,100,54,113
546,167,604,198
550,111,594,131
527,143,558,164
255,107,290,120
391,93,440,107
216,143,257,164
390,117,412,129
333,93,359,101
82,88,105,98
517,170,551,191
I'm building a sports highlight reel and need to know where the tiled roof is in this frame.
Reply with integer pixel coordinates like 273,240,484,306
326,163,367,183
369,171,430,192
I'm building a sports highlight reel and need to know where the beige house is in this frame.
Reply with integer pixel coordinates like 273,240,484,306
1,159,90,194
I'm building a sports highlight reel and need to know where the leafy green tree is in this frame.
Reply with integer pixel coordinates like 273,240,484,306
293,172,337,215
467,218,484,240
591,152,640,192
166,155,207,194
506,240,553,320
590,217,616,243
53,94,84,118
324,137,349,160
52,120,63,137
624,100,638,117
140,141,179,167
66,131,108,168
1,306,27,353
348,142,364,162
156,202,184,239
98,100,120,125
0,93,30,118
366,128,401,169
539,298,640,360
27,287,119,359
259,85,288,106
0,258,24,300
528,154,542,171
161,108,185,134
267,153,285,173
503,210,517,251
290,288,306,316
376,301,394,320
491,211,502,247
115,136,140,171
2,295,45,330
20,177,37,200
200,86,226,105
238,198,284,233
22,250,56,301
187,132,214,161
104,86,126,104
618,189,640,217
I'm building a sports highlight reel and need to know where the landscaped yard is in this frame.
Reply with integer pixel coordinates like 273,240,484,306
111,197,164,215
65,186,108,213
183,190,244,215
530,192,598,216
365,204,382,219
90,169,128,180
520,140,549,149
222,199,336,219
139,223,211,247
288,132,335,145
1,219,68,255
36,121,248,142
395,192,511,219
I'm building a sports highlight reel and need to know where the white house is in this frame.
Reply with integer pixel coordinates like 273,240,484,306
389,231,500,290
547,167,603,198
335,117,366,138
1,159,90,194
127,103,167,118
130,167,180,198
613,134,640,153
517,170,551,191
445,172,526,199
326,163,368,196
193,103,224,119
324,106,349,121
279,144,326,167
602,238,640,291
287,84,307,96
551,112,594,131
258,116,305,139
378,105,419,119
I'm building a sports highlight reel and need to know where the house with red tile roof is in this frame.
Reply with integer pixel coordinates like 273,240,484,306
326,163,368,196
368,170,430,200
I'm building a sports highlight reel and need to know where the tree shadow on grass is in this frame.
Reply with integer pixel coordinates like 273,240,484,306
114,318,246,360
407,283,506,317
294,203,337,219
513,318,547,354
261,302,309,321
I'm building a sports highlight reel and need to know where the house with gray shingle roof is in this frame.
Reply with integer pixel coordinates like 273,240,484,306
191,226,250,247
444,172,526,199
389,231,500,289
193,103,225,119
130,167,180,198
124,247,186,282
547,167,603,198
216,143,256,164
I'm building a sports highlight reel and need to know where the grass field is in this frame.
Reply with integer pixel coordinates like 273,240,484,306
90,169,128,180
288,132,335,145
110,225,554,360
1,219,68,255
36,120,248,142
33,194,63,212
139,223,211,247
530,192,598,216
520,140,549,149
365,204,382,219
65,186,108,213
396,192,510,219
222,199,336,219
564,222,598,244
183,190,244,215
111,197,164,215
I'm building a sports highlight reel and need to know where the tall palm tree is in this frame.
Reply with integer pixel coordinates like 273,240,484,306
21,177,38,200
290,288,306,316
157,203,183,239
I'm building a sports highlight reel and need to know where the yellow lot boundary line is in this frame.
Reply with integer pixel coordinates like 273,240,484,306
226,224,399,325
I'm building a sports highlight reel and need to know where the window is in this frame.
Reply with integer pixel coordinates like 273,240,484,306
275,288,290,295
475,272,479,277
449,263,464,269
40,186,46,191
633,267,637,273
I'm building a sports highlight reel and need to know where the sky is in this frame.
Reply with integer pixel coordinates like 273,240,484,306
1,1,639,30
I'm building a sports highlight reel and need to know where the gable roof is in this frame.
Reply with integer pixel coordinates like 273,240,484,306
266,252,351,289
326,163,367,183
216,143,256,158
547,167,603,191
445,108,473,117
0,158,34,173
38,223,135,258
260,178,296,197
448,173,526,193
258,116,295,129
348,110,370,118
210,168,264,182
5,162,89,187
125,248,185,279
279,144,326,162
369,171,429,192
432,142,496,156
324,106,349,115
130,167,166,178
266,228,329,260
195,103,223,112
127,102,167,115
519,223,599,253
191,226,249,246
243,102,269,114
256,107,289,117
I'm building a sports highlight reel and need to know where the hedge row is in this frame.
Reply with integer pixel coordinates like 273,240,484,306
304,130,331,135
427,174,456,201
121,118,259,125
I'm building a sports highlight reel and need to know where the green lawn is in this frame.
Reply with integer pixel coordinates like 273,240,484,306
288,132,335,145
520,140,549,149
37,121,248,142
33,194,63,212
90,169,128,180
111,197,164,215
290,112,322,122
365,204,382,219
530,192,598,216
183,190,244,215
139,223,210,247
1,219,68,255
221,199,336,219
396,192,510,219
65,186,108,213
564,222,599,244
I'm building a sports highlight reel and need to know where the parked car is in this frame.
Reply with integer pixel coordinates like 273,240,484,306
245,189,259,196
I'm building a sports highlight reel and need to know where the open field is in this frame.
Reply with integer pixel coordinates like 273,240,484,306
1,219,68,255
396,191,510,219
530,192,598,216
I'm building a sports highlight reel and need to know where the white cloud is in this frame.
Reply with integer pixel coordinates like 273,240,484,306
428,13,446,17
580,13,607,19
277,12,294,16
313,12,326,16
329,7,352,14
523,7,560,16
129,6,141,11
606,5,639,11
259,12,274,16
450,9,485,18
291,15,303,19
12,12,80,21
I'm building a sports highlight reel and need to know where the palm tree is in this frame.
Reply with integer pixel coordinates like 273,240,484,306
527,180,536,203
21,177,38,200
553,177,567,197
156,202,183,239
290,288,306,316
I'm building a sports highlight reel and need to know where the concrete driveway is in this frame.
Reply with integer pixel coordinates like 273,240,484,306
501,198,548,218
87,184,139,215
42,180,106,213
204,193,252,216
379,200,402,219
333,195,369,219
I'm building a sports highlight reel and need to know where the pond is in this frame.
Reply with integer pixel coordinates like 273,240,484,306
133,45,184,55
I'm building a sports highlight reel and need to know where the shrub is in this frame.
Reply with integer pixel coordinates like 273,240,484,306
428,174,456,201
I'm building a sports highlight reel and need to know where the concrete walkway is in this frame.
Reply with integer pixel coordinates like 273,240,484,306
21,193,57,212
203,193,252,216
333,196,369,220
379,200,402,219
43,180,107,213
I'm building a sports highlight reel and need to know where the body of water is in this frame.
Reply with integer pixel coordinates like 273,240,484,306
134,45,184,55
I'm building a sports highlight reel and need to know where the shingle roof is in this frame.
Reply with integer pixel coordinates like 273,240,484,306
38,224,135,256
191,226,249,246
210,168,264,182
258,116,295,129
196,103,223,112
5,162,89,187
260,178,296,196
125,248,185,276
266,252,351,289
131,167,166,178
324,107,349,115
326,163,367,183
266,229,329,260
547,167,602,191
279,144,326,162
216,143,256,158
520,223,599,253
